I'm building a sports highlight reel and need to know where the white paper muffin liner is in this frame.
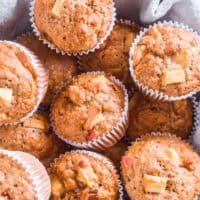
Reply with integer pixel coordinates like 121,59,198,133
50,71,129,151
29,0,117,56
0,150,51,200
129,20,200,101
0,41,48,126
49,149,123,200
120,132,200,200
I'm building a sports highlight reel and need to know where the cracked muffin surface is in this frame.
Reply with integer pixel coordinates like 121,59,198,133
128,93,193,140
121,135,200,200
50,152,120,199
0,42,38,123
0,111,65,167
34,0,114,53
0,154,37,200
132,25,200,97
17,34,77,107
51,74,125,143
80,22,140,89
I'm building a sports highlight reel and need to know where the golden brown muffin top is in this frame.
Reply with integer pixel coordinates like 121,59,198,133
0,42,38,124
17,34,77,107
102,139,127,169
0,111,64,167
34,0,114,53
132,25,200,97
80,22,140,89
51,74,125,143
121,135,200,200
50,152,120,199
127,93,193,140
0,154,37,200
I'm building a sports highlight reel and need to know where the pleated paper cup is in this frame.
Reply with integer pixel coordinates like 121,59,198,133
49,149,123,200
30,0,116,56
120,132,200,200
129,20,200,101
0,150,51,200
0,41,48,126
50,71,129,151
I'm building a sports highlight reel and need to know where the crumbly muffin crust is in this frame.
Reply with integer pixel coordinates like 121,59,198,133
0,154,37,200
80,22,140,88
17,34,77,107
132,25,200,97
51,74,125,143
0,42,38,123
102,139,127,169
50,152,120,199
121,135,200,200
0,111,64,167
34,0,114,53
128,93,193,140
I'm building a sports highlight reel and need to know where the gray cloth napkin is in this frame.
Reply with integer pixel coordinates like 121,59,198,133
1,0,200,150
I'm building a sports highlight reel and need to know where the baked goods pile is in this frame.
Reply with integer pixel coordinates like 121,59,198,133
0,0,199,200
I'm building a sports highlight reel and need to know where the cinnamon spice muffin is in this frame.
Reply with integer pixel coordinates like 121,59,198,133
0,153,37,199
121,135,200,200
102,139,128,169
131,24,200,98
17,34,77,107
128,93,193,140
51,73,127,146
50,151,120,199
0,41,45,124
80,22,140,89
0,111,65,167
33,0,115,54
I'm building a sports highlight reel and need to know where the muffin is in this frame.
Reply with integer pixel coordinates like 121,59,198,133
33,0,115,54
80,21,140,89
0,150,50,200
51,73,128,150
128,93,193,140
102,139,128,169
17,34,78,107
130,24,200,99
121,135,200,200
0,111,66,167
0,41,48,124
50,151,121,199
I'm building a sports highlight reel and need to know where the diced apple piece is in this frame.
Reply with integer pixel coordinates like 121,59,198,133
122,156,133,168
88,130,99,141
84,105,104,130
144,174,168,193
50,175,65,197
124,33,134,52
0,113,7,120
166,148,180,161
23,118,49,130
0,88,13,104
68,85,84,105
172,49,188,69
51,0,65,18
77,163,99,188
162,69,185,86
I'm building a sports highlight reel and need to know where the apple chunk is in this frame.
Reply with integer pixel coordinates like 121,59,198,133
51,0,65,18
144,174,168,193
23,118,49,130
0,88,13,105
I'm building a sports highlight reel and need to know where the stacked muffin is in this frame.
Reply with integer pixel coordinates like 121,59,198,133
0,0,199,199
